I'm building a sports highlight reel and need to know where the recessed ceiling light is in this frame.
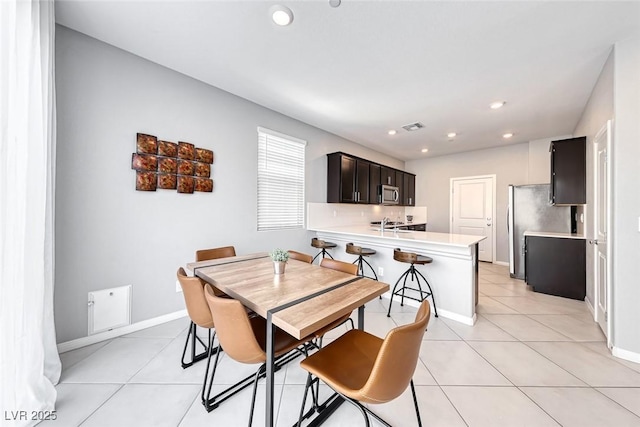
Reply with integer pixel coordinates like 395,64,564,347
490,101,506,109
421,148,429,153
447,132,457,138
329,0,341,7
503,133,514,139
388,130,397,135
270,5,294,26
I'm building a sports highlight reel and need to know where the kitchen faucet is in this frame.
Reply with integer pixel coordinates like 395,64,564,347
381,217,389,229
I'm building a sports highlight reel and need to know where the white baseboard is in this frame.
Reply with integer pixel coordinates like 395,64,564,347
612,346,640,365
585,297,595,316
379,294,476,325
57,309,188,354
493,261,509,267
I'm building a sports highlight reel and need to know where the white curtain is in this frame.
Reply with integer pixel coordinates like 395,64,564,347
0,1,61,425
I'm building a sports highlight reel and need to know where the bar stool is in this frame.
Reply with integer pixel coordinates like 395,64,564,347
346,242,378,280
387,248,438,318
311,237,337,263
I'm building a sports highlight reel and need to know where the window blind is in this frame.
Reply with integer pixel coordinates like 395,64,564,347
257,127,306,231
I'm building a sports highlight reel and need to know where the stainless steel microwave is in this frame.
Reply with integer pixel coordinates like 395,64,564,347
379,185,399,205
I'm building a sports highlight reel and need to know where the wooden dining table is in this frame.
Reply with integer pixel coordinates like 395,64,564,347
187,252,389,427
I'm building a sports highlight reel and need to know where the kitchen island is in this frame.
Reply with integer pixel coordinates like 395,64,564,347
310,225,486,325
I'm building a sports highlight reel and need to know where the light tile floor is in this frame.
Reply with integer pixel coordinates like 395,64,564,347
49,263,640,426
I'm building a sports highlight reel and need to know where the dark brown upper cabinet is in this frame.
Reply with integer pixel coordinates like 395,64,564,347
550,136,586,205
327,152,416,206
381,166,395,186
327,153,369,204
403,173,416,206
369,163,381,204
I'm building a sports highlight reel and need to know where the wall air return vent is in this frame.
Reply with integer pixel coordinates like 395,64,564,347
402,122,424,132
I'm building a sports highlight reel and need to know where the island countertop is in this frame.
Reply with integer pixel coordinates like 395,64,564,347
311,225,484,325
308,225,486,247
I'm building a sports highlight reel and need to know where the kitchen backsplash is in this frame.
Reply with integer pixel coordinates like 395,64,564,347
307,202,427,229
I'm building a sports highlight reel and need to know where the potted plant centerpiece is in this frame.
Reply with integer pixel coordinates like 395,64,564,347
269,248,289,275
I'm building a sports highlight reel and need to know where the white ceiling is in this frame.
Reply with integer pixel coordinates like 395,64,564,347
56,1,640,160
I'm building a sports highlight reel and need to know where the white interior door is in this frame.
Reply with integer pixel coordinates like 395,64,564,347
451,176,495,262
593,121,611,338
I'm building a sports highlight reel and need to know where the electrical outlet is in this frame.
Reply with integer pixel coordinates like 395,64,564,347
378,266,384,277
333,210,337,217
176,280,182,293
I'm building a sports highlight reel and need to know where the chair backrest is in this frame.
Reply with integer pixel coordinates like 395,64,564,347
320,258,358,276
203,284,265,364
176,267,214,329
345,242,363,255
195,245,237,262
358,300,431,403
310,237,326,248
393,247,418,264
288,250,313,264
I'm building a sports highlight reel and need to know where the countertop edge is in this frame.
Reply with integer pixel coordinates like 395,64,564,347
523,231,586,240
310,225,486,247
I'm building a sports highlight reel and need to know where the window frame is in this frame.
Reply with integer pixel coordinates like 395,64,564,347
257,127,307,232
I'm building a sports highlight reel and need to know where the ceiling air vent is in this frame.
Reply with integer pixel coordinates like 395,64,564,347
402,122,424,132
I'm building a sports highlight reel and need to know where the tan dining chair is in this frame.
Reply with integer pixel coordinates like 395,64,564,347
296,300,431,427
182,245,237,369
195,245,236,262
313,259,358,342
176,268,223,412
288,250,313,264
204,284,312,426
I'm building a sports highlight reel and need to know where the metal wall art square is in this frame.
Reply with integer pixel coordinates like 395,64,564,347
133,133,214,194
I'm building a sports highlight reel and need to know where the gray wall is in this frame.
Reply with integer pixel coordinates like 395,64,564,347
611,38,640,356
406,143,529,263
54,26,403,343
573,38,640,357
573,49,614,311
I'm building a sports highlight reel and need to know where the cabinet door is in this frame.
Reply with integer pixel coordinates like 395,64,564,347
381,167,395,186
550,137,586,205
369,163,381,204
395,171,404,206
525,236,586,300
404,173,416,206
340,155,357,203
355,160,370,203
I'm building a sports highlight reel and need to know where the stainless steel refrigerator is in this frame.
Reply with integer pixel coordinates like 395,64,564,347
508,184,571,279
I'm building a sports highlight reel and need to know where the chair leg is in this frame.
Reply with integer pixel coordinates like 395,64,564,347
410,380,422,427
324,248,334,259
361,257,378,280
414,268,438,317
339,395,371,427
400,266,411,307
202,331,221,407
181,322,211,369
247,364,266,427
387,269,410,317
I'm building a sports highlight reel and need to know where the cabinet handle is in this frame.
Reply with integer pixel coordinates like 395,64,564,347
409,197,412,205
